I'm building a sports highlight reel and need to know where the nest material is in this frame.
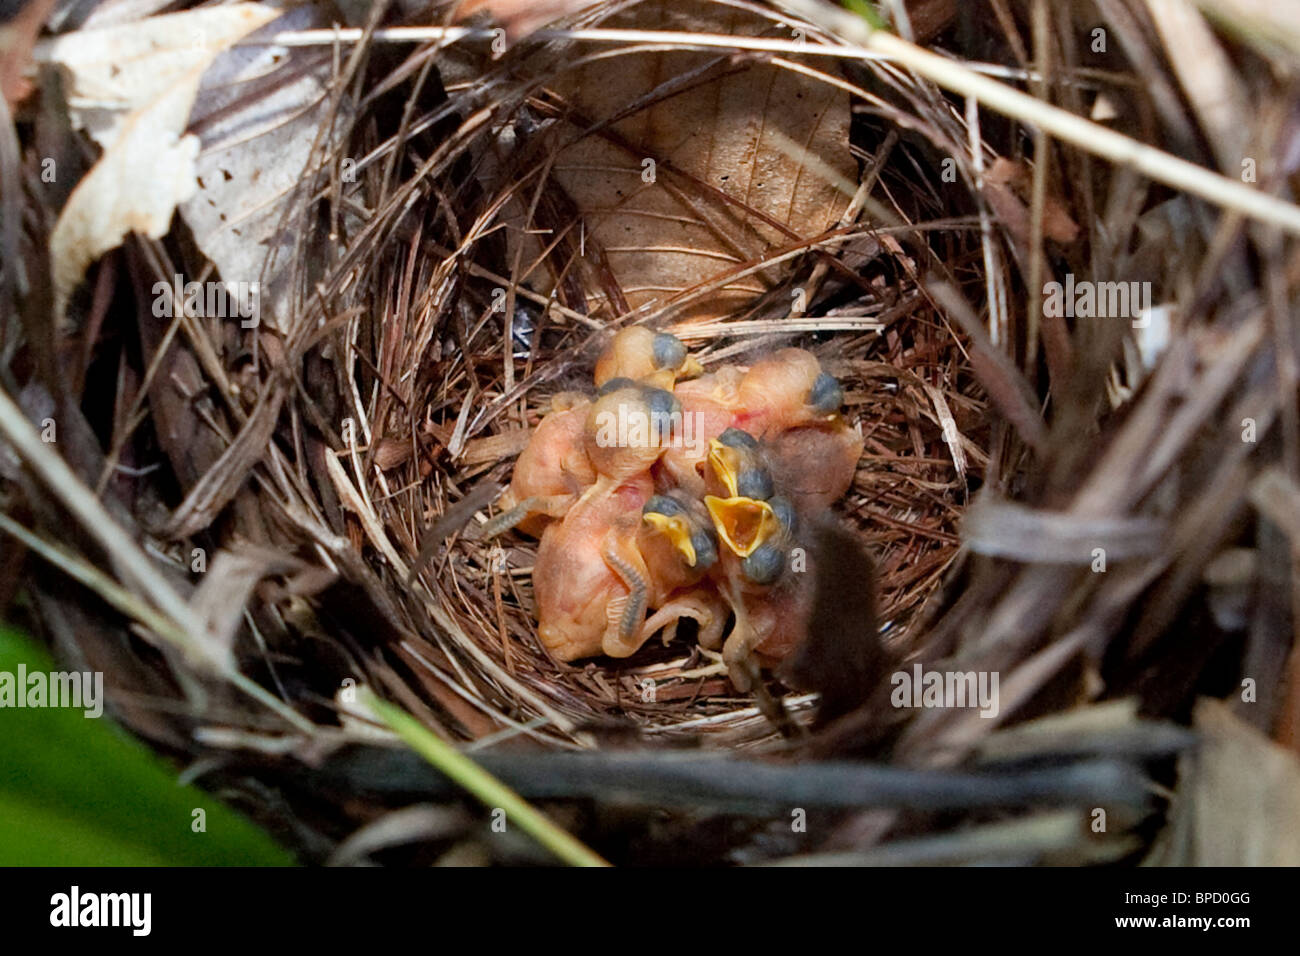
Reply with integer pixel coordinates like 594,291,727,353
5,0,1300,865
270,0,984,745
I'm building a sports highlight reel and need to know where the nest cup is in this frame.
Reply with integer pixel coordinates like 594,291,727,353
259,1,991,747
13,0,1293,866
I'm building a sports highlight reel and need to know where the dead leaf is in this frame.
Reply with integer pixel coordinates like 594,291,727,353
1145,698,1300,865
179,4,340,330
37,4,279,147
509,0,854,322
40,3,280,320
190,543,322,665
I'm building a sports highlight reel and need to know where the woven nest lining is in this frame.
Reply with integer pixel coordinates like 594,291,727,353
16,0,1300,869
307,14,990,746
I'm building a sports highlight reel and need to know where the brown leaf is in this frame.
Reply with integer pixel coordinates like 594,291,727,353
190,544,324,665
513,0,854,322
41,3,280,321
1145,699,1300,865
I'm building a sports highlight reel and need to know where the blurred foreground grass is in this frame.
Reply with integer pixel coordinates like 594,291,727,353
0,626,293,865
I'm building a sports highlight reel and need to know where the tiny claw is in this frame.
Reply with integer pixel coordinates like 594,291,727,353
722,618,762,692
478,493,575,538
639,590,721,651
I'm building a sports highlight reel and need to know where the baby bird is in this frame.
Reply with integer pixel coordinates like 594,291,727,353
700,429,783,561
762,423,864,516
636,493,728,652
733,349,846,435
693,429,808,686
533,471,654,661
731,352,863,516
495,329,869,696
487,382,679,537
662,351,858,501
594,327,702,391
528,384,688,661
489,394,595,538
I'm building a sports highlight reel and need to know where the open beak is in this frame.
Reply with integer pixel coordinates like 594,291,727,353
707,435,775,501
643,511,699,567
703,494,782,558
707,438,745,497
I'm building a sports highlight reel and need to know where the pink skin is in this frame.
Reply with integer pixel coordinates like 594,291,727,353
535,473,654,662
734,349,827,434
656,367,743,496
536,475,729,661
763,426,864,514
658,350,857,501
499,401,596,537
517,346,860,674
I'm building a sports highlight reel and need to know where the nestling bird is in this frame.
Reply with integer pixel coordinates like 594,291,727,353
779,518,885,726
488,327,873,712
636,492,728,652
594,327,703,391
489,394,595,538
523,384,687,660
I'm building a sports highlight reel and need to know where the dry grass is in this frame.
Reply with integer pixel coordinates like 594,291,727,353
3,0,1299,864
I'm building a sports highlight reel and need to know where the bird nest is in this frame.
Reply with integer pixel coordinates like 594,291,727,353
5,0,1300,865
279,0,984,745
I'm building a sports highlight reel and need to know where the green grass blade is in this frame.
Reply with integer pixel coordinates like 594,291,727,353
0,626,295,866
365,691,609,867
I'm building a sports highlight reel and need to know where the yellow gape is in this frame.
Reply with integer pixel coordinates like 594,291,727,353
485,326,862,689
